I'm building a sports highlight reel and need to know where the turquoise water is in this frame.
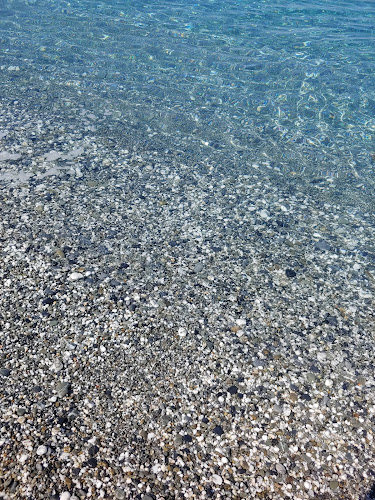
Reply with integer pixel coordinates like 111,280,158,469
1,0,374,210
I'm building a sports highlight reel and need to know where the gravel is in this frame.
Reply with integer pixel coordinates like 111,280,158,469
0,101,375,500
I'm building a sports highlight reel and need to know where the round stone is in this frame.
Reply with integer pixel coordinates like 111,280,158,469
329,480,339,490
212,474,223,485
276,463,286,475
115,489,125,500
60,492,71,500
194,262,204,273
0,368,11,377
36,445,48,456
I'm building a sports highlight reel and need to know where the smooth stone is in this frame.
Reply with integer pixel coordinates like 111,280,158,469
55,382,71,397
285,268,296,278
194,262,204,273
329,480,339,490
315,240,331,251
115,489,125,500
36,445,48,456
69,272,84,281
213,425,224,436
276,463,286,475
211,474,223,485
0,368,11,376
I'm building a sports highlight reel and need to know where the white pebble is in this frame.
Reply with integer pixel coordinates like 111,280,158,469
325,379,333,388
178,327,187,338
317,352,326,362
68,272,83,281
236,318,246,326
304,480,311,490
60,493,71,500
212,474,223,485
36,445,48,456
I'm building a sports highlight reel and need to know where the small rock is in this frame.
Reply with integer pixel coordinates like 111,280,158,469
55,382,71,397
285,268,296,278
88,445,99,456
276,463,286,475
178,327,187,338
315,240,331,251
60,493,71,500
194,262,204,273
115,489,125,500
212,474,223,485
213,425,224,436
0,368,11,377
329,480,339,490
87,457,97,468
68,272,84,281
36,445,48,456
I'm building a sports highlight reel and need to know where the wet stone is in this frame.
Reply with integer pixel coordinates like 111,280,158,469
285,268,296,278
213,425,224,436
55,382,71,397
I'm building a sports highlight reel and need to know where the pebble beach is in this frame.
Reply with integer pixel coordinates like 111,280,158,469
1,0,375,499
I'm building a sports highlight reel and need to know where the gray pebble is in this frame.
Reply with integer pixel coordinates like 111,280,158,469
193,262,204,273
55,382,71,397
0,368,11,377
115,489,125,500
315,240,331,251
276,463,286,475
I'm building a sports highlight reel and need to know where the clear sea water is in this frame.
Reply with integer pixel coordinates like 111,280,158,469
1,0,374,213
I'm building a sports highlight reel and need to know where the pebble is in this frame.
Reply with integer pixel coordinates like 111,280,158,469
36,445,48,456
178,327,187,337
55,382,71,397
211,474,223,485
60,493,71,500
0,368,11,376
276,463,286,475
50,358,64,372
213,425,224,436
68,272,84,281
193,262,204,273
115,489,125,500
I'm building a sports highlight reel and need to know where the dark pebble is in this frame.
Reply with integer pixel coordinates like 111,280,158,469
88,445,99,456
228,385,238,395
87,457,97,468
285,269,296,278
183,434,193,443
0,369,11,377
325,314,338,326
43,297,55,305
32,385,42,393
213,425,224,436
301,393,311,401
310,365,320,373
202,417,209,424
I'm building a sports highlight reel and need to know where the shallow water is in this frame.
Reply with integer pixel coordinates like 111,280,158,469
1,0,375,204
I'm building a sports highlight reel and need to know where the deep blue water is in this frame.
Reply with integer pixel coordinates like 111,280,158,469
0,0,375,208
